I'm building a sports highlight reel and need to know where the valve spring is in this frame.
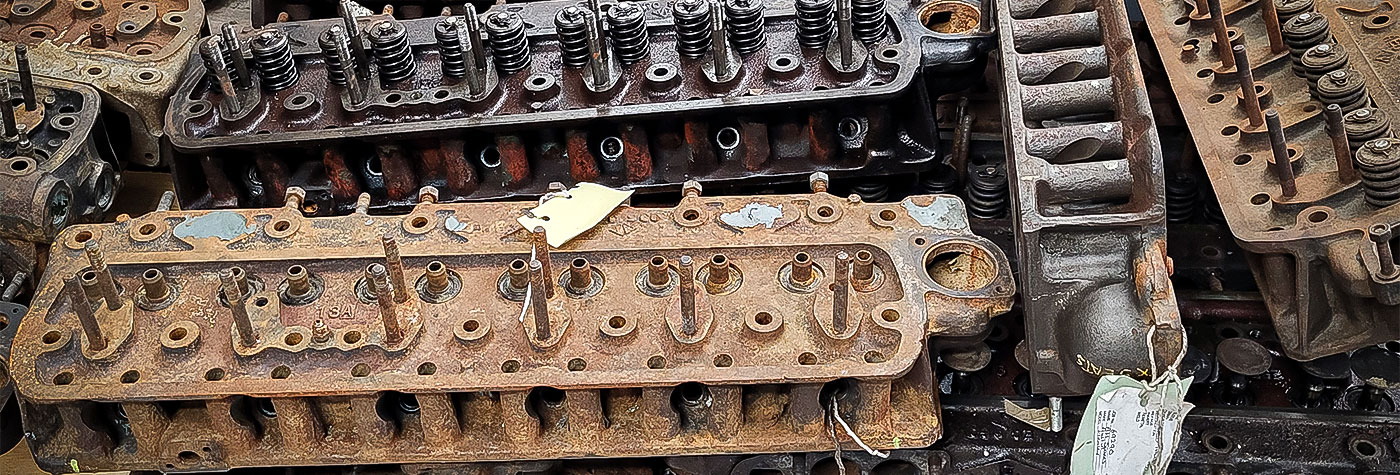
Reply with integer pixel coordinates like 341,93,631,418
1165,174,1201,223
852,0,888,44
1298,43,1349,93
608,2,651,64
916,171,959,194
1316,69,1370,113
1203,197,1227,224
250,29,299,92
221,40,243,84
1344,108,1393,153
485,11,530,74
848,180,890,202
1356,139,1400,207
555,7,591,68
368,19,416,83
673,0,714,59
1274,0,1315,24
725,0,766,55
435,18,467,78
1282,12,1332,73
796,0,835,49
319,30,349,85
966,164,1009,219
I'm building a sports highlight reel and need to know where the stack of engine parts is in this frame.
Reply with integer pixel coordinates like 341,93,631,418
0,0,205,165
8,183,1014,472
164,0,991,213
1139,0,1399,359
994,0,1183,394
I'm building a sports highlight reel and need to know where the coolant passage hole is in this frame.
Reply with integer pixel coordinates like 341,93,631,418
924,242,997,291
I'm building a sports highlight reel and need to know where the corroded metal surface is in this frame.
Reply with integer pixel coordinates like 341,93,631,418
0,0,205,165
0,74,115,243
11,184,1013,471
994,0,1185,395
1139,0,1400,360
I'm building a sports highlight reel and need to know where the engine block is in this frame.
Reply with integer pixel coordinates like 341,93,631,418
0,0,205,166
1139,0,1400,359
164,0,990,213
8,183,1014,472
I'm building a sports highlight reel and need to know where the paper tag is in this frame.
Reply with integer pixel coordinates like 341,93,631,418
516,183,633,247
1069,375,1194,475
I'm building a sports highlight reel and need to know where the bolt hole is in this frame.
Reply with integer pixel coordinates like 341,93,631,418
1234,154,1252,165
139,223,158,235
271,365,291,379
417,362,436,375
352,363,370,377
878,209,896,221
1197,68,1213,78
1308,210,1329,223
816,206,834,217
463,319,480,332
43,330,62,344
411,216,429,228
1204,433,1233,453
799,352,818,365
177,450,199,464
53,371,73,385
647,355,666,369
284,333,303,345
272,220,291,232
713,354,733,367
169,327,187,341
608,315,626,329
865,350,886,363
1221,125,1240,136
1207,93,1225,104
254,297,270,307
120,370,140,383
205,368,225,381
567,358,586,371
343,330,362,344
682,209,700,221
502,359,521,373
74,231,93,243
1251,193,1269,205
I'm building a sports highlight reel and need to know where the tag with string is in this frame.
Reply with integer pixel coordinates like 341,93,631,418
1069,326,1194,475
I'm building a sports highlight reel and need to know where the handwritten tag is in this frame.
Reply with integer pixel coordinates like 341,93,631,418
1069,375,1194,475
517,183,633,247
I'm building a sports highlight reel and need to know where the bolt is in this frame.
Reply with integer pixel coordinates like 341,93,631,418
221,268,257,346
679,255,697,336
1,79,16,139
284,186,306,210
141,268,170,304
1371,224,1398,279
382,235,409,303
530,226,554,299
682,180,703,197
1260,0,1285,54
836,0,855,68
419,186,439,204
15,44,35,111
1265,110,1297,197
1232,45,1263,128
156,191,176,211
311,319,331,343
199,37,243,115
1325,104,1358,183
367,263,402,343
0,271,25,302
809,172,830,193
84,240,122,310
1205,0,1235,70
833,251,851,334
528,259,551,340
354,193,372,214
65,275,107,351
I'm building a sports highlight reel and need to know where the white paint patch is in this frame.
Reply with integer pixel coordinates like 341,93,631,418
172,211,256,241
902,198,969,231
719,203,783,229
445,216,468,232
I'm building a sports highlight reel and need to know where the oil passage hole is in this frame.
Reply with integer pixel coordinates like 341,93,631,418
43,330,61,344
169,327,187,341
284,333,303,345
463,320,480,332
343,331,362,344
755,312,773,325
882,309,900,322
608,316,626,329
879,209,897,221
74,231,93,243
